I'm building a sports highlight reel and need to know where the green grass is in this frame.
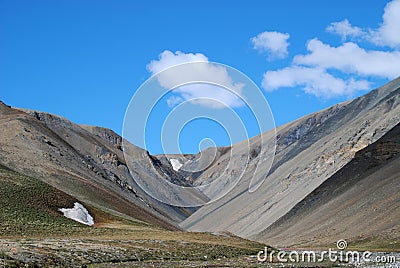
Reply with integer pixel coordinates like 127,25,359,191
346,236,400,252
0,166,90,237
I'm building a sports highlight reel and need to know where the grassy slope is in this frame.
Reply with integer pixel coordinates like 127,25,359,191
0,164,89,236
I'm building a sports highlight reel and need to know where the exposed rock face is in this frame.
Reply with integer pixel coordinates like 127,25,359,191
180,77,400,244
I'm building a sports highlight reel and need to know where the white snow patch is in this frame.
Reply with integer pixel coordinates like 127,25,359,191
59,202,94,226
170,158,183,171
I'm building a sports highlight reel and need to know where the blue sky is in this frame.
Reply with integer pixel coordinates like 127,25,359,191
1,0,399,154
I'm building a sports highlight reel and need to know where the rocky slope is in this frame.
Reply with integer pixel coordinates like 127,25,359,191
180,77,400,246
0,102,195,229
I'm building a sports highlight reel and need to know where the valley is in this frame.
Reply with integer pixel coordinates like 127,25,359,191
0,78,399,267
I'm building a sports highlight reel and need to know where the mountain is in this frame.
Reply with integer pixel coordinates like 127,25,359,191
180,77,400,247
1,77,399,250
0,101,196,230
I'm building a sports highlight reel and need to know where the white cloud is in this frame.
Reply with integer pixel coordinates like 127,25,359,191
172,84,245,109
327,0,400,48
263,66,370,98
147,50,208,74
251,31,290,59
326,19,365,41
147,50,245,109
293,39,400,79
369,0,400,48
259,0,400,98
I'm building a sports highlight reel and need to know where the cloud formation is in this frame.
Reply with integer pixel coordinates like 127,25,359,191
147,50,208,75
326,0,400,48
251,31,290,60
293,39,400,79
260,0,400,98
326,19,364,41
369,0,400,48
147,50,245,109
263,66,370,98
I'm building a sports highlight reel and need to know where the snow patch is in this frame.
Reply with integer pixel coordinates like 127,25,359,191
170,158,183,171
59,202,94,226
